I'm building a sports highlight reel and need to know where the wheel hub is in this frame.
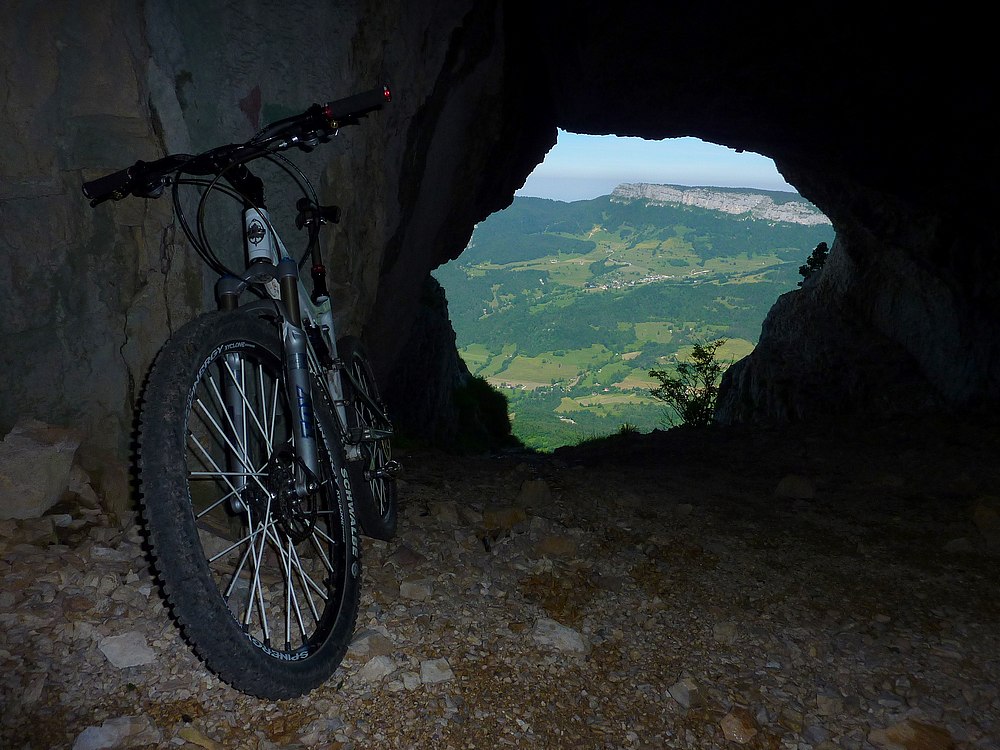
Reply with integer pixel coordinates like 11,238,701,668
249,445,319,544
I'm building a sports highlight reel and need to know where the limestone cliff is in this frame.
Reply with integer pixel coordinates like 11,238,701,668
611,184,831,226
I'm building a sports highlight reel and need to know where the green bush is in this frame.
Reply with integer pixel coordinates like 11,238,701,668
798,241,829,284
452,375,517,452
648,339,728,427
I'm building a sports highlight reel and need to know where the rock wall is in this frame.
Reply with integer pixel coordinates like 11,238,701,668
0,0,495,504
1,2,206,504
0,0,534,509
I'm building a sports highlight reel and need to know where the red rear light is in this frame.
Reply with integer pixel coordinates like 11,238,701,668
383,86,392,103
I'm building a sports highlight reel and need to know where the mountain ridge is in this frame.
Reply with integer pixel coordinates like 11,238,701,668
611,182,831,226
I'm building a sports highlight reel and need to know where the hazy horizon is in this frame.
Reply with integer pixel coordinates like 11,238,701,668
516,131,795,202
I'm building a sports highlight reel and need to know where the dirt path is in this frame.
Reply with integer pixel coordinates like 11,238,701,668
2,415,998,749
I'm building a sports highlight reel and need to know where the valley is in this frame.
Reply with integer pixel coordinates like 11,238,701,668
434,184,833,450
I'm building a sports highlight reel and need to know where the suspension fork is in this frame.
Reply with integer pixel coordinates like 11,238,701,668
277,257,321,496
215,257,322,501
211,287,251,512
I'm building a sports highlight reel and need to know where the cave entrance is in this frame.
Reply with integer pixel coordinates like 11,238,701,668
433,131,833,451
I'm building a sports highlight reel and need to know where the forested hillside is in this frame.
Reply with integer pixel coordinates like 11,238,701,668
434,189,833,450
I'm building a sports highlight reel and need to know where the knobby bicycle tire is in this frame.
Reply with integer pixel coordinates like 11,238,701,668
139,311,361,699
337,336,398,540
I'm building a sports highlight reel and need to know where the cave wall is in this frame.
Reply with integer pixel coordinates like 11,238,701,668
2,0,998,506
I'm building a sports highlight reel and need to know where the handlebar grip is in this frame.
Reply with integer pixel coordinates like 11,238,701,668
82,164,135,204
322,85,391,122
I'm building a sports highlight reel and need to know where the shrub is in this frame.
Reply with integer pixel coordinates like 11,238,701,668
798,241,829,285
648,339,728,427
452,375,517,452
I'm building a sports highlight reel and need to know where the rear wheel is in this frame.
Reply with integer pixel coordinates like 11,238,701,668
337,336,398,540
140,311,361,699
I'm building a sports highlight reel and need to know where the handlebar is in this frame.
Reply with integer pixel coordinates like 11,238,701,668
82,85,391,207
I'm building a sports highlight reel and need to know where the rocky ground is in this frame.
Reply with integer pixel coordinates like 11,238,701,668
2,413,999,749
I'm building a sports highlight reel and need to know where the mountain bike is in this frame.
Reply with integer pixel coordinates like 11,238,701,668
83,85,399,699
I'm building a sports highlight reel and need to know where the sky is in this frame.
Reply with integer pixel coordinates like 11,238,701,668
515,130,795,202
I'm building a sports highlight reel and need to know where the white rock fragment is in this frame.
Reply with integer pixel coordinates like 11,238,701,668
298,717,345,746
355,654,397,683
531,617,589,654
402,671,422,690
98,631,156,668
73,716,161,750
420,657,455,684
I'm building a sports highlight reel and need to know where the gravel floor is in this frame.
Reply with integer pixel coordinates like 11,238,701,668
1,414,999,749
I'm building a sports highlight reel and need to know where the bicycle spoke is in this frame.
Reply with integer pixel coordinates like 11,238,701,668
244,495,273,638
219,356,277,455
193,396,270,497
222,527,256,600
187,432,246,517
284,538,311,642
262,521,329,608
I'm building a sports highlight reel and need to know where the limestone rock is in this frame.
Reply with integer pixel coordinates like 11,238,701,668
297,718,346,746
67,464,102,510
532,534,577,559
420,657,455,684
356,654,397,684
98,631,156,668
868,719,955,750
712,621,739,645
720,707,759,744
16,516,57,546
613,184,830,226
347,629,395,662
177,725,225,750
1,0,999,476
531,618,589,654
428,500,459,525
385,545,427,569
667,676,704,709
400,577,434,601
0,419,80,520
72,716,161,749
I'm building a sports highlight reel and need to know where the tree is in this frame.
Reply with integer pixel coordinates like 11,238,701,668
798,241,829,285
648,339,728,427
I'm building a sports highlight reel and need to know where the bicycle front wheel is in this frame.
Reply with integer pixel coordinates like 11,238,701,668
140,311,361,699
